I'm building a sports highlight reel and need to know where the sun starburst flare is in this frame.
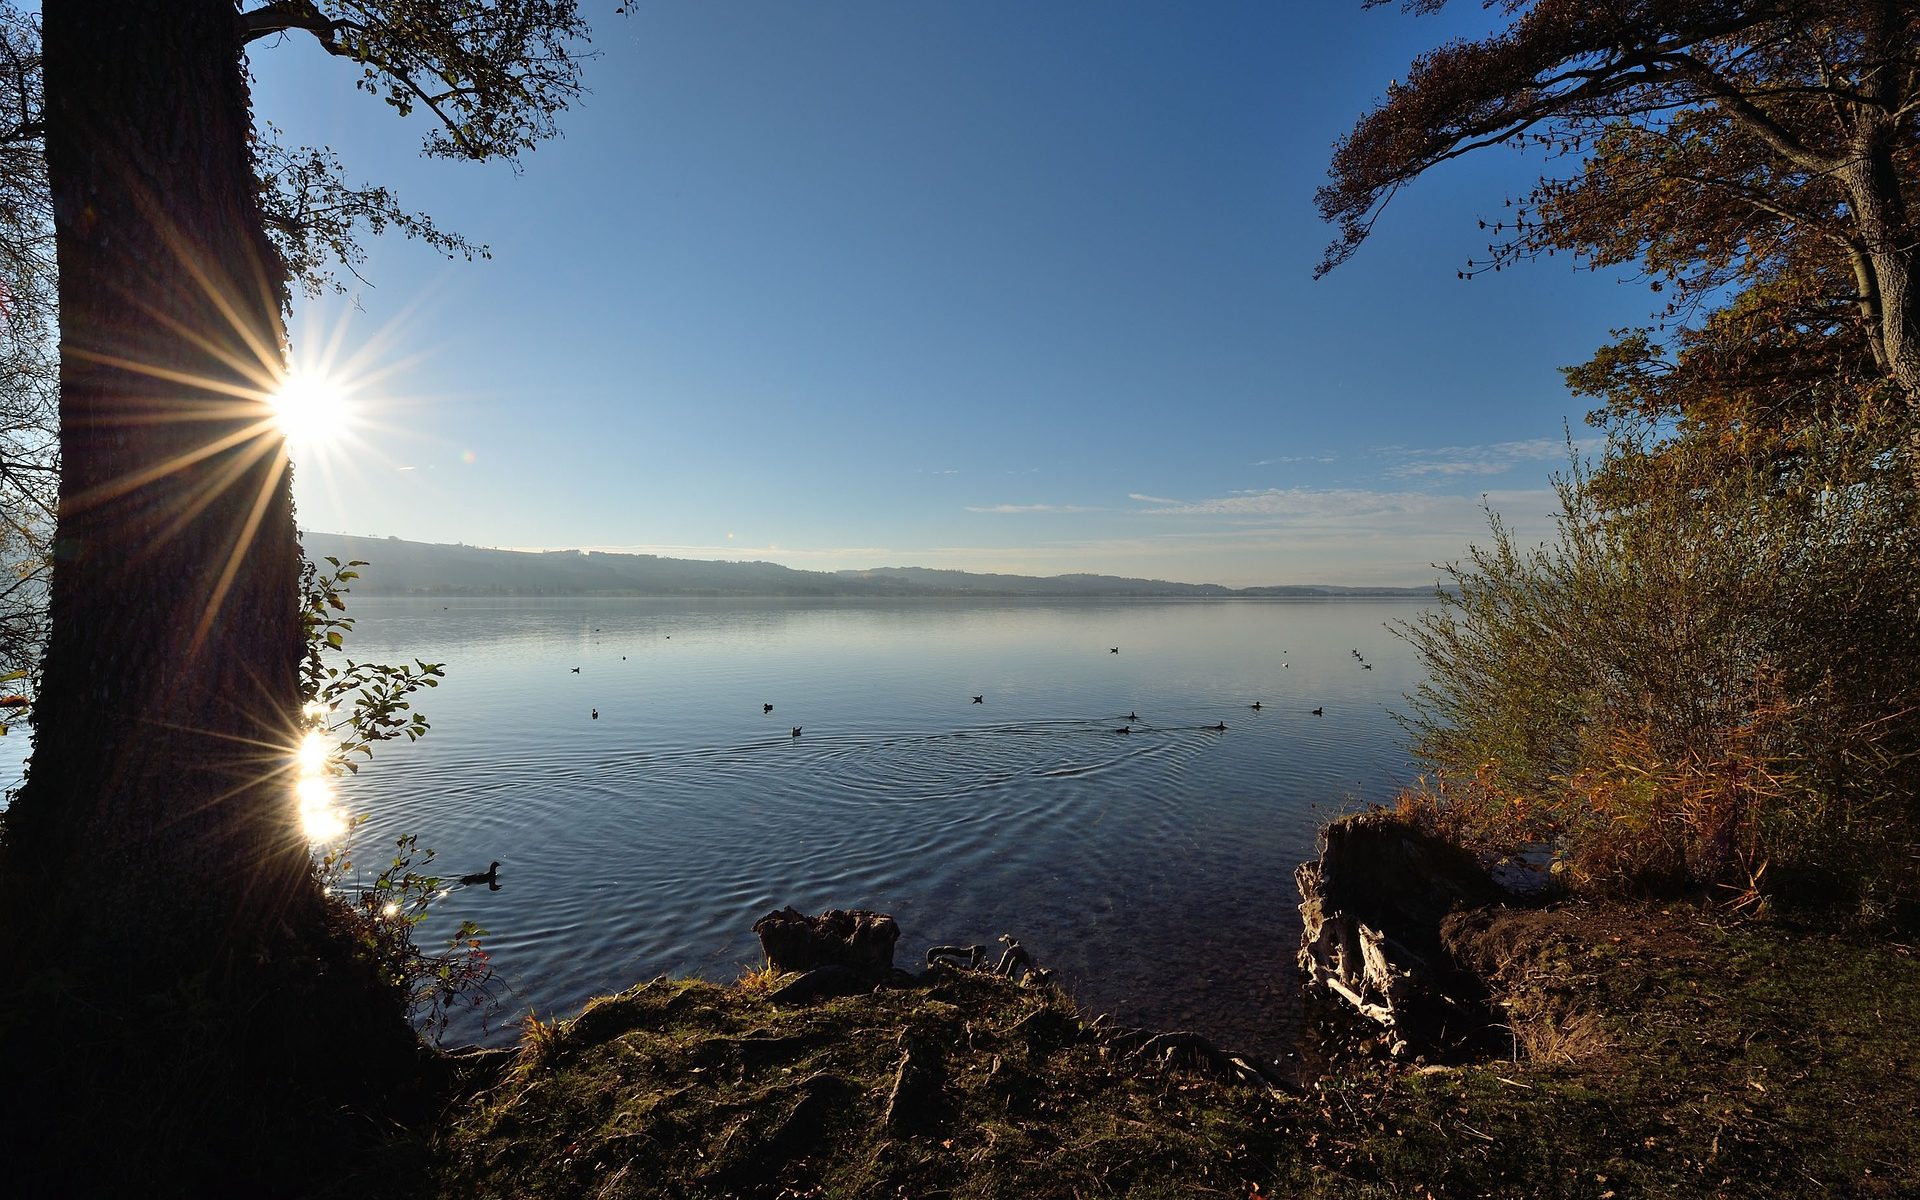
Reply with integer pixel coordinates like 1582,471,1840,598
273,367,357,456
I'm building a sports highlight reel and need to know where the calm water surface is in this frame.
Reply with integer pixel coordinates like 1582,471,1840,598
329,596,1432,1059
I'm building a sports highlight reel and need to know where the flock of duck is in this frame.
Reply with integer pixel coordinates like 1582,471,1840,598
455,640,1382,890
564,642,1386,736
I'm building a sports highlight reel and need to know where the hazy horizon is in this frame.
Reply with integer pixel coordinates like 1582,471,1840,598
305,528,1449,591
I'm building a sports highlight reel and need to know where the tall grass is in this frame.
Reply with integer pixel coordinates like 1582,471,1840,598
1397,438,1919,925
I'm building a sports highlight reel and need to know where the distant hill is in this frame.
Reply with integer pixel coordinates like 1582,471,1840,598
299,532,1438,599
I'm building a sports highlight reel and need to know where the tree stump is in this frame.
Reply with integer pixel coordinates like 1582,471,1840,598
1296,811,1505,1053
752,906,900,979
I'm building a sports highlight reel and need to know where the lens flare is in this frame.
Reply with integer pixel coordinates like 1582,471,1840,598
273,368,354,454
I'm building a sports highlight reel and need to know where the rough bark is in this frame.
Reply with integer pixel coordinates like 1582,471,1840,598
1838,106,1920,486
753,906,900,979
8,0,313,974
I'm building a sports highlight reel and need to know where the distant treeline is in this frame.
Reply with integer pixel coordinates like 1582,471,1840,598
298,532,1437,600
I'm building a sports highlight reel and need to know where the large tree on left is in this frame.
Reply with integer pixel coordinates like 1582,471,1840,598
6,0,586,981
12,0,311,972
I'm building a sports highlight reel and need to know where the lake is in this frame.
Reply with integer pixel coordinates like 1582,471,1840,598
319,595,1434,1060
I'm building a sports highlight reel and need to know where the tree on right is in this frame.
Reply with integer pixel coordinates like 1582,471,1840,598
1328,1,1920,923
1323,0,1920,482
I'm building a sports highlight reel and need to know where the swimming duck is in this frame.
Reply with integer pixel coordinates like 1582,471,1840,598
791,727,803,737
570,666,580,674
459,862,500,888
1311,707,1324,716
1109,647,1119,654
763,703,774,713
1210,721,1227,731
1127,711,1138,721
1249,701,1263,711
1115,725,1132,734
973,695,984,704
591,708,598,719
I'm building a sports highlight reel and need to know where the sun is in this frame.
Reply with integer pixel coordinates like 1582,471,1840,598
273,368,355,455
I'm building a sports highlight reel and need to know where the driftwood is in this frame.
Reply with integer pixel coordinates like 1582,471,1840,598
880,1029,943,1133
925,933,1049,985
767,964,866,1004
925,944,986,970
1060,1022,1295,1099
990,934,1037,980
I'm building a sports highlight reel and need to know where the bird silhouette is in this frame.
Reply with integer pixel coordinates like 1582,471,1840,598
1109,647,1119,654
763,703,774,713
1364,664,1374,670
570,667,580,674
1311,707,1324,716
1127,711,1138,721
1115,725,1132,734
459,862,500,888
591,708,598,719
1250,701,1263,711
790,727,802,738
972,695,984,703
1210,721,1228,731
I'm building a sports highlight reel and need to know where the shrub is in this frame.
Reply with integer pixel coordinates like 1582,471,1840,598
1398,435,1919,925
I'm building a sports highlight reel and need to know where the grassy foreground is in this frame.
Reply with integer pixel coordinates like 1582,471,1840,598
425,905,1918,1199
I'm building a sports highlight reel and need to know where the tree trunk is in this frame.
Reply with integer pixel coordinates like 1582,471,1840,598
8,0,314,975
1839,99,1920,487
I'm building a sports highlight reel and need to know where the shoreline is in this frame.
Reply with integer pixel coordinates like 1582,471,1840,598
419,825,1920,1197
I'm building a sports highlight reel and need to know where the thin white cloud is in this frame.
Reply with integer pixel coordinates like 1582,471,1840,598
1113,485,1563,570
1131,486,1455,520
965,503,1099,514
1386,436,1598,479
1252,453,1336,466
561,542,895,561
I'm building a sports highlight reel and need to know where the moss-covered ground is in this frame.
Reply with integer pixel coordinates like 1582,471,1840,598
427,905,1919,1199
1300,905,1920,1198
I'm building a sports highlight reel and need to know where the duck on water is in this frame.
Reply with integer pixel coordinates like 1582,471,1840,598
460,862,501,890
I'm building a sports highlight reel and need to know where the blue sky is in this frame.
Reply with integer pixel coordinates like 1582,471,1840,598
252,2,1650,587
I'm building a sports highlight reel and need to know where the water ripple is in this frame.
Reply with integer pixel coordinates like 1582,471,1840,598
333,596,1433,1060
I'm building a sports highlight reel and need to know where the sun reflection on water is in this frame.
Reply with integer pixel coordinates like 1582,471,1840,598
294,707,346,845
